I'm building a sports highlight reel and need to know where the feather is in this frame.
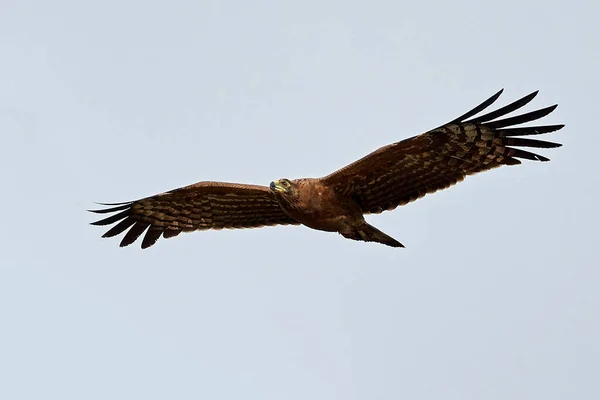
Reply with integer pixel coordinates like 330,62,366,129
486,105,558,129
142,227,163,249
448,89,504,124
120,222,150,247
466,91,538,124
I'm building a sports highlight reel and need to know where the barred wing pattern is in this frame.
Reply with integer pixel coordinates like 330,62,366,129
90,182,299,248
321,90,563,214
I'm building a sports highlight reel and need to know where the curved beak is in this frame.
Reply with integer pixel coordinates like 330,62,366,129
270,180,285,193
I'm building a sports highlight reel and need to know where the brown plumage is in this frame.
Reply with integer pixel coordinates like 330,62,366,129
90,89,564,248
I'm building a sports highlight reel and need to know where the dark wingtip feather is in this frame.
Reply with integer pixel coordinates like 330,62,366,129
499,124,565,137
102,217,136,238
506,138,562,148
90,209,130,226
507,148,550,162
448,89,504,124
88,202,133,214
486,104,558,129
141,227,163,249
466,90,539,124
119,222,150,247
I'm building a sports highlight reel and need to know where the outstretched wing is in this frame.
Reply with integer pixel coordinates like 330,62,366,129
90,182,299,248
321,90,564,214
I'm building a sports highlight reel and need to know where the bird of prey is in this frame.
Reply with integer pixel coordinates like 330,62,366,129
90,89,563,249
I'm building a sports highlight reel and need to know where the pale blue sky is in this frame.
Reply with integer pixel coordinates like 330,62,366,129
1,1,598,399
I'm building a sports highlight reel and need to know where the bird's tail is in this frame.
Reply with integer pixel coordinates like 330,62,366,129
341,223,405,248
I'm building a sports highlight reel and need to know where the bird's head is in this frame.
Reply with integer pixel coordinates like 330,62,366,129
269,178,299,200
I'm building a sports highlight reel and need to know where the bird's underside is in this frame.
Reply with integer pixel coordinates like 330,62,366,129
90,89,564,249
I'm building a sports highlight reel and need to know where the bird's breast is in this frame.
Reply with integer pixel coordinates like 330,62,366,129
281,184,362,233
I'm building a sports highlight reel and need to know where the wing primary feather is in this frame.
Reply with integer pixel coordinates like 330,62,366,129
486,105,558,129
141,227,163,249
88,203,132,214
448,89,504,124
466,91,538,124
505,138,562,148
102,217,136,238
499,124,564,136
120,222,150,247
90,209,130,226
506,147,550,162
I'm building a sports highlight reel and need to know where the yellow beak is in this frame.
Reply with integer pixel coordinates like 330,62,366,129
269,180,286,193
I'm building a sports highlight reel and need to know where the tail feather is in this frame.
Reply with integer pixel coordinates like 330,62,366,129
341,223,404,248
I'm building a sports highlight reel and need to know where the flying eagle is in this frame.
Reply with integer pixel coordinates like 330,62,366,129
90,89,563,249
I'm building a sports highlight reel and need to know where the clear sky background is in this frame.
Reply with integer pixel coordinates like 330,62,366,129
1,1,598,399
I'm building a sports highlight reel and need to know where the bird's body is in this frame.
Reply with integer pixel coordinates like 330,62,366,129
91,89,564,249
270,178,403,247
272,178,357,232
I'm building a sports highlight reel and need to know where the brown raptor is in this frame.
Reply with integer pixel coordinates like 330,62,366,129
90,89,564,248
